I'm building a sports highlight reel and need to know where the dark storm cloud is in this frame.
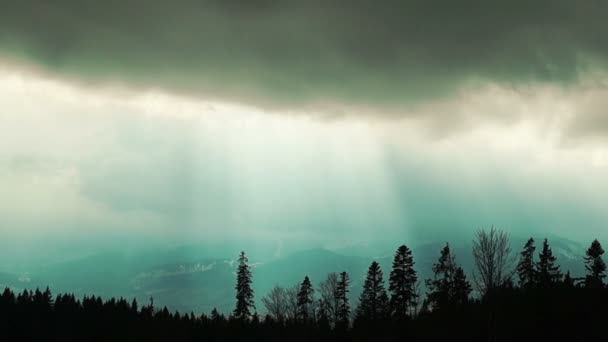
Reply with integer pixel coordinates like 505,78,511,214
1,0,607,110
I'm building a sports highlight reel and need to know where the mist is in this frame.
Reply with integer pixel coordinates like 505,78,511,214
1,67,607,275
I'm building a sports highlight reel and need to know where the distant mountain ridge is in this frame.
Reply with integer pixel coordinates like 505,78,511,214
0,235,590,313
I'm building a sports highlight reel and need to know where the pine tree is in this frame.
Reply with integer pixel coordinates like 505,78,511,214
1,287,16,306
356,261,389,322
426,243,471,311
211,307,224,322
563,271,575,288
131,298,138,313
335,271,350,328
426,244,453,310
388,245,417,319
584,239,606,288
296,276,314,322
516,238,537,288
451,266,472,306
537,239,562,287
42,287,53,307
233,251,255,320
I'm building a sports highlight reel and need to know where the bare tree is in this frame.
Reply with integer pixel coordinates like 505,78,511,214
472,226,515,295
261,285,288,321
285,283,300,320
318,272,339,326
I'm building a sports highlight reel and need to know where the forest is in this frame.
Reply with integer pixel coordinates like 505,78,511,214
1,227,607,341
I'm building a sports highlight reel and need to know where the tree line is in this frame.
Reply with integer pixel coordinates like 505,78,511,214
1,227,607,341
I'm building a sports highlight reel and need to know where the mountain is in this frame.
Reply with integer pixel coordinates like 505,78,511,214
0,271,21,289
1,235,590,314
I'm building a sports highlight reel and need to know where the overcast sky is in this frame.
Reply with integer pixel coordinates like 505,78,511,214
1,1,607,258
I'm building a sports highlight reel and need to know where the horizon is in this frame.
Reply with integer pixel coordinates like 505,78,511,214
1,1,608,318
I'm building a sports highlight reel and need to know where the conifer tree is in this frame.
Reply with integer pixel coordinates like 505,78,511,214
233,251,255,320
426,244,453,309
388,245,418,319
426,243,471,311
296,276,314,322
584,239,606,288
563,271,575,288
516,238,537,288
356,261,389,322
131,298,138,313
451,266,472,305
211,307,224,322
537,239,562,286
335,271,350,328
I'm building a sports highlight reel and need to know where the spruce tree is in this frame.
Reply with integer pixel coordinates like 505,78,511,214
584,239,606,288
563,271,575,288
516,238,537,288
426,244,453,310
356,261,389,322
335,271,350,327
537,239,562,287
296,276,314,322
451,266,472,305
426,243,471,311
233,251,255,320
388,245,417,319
211,307,224,322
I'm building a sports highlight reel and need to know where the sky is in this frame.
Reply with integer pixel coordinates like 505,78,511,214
1,1,608,261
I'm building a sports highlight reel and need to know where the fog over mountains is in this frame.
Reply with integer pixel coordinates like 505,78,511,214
0,235,587,314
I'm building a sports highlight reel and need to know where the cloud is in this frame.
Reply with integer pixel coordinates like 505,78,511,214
1,69,608,248
561,84,608,143
0,0,607,113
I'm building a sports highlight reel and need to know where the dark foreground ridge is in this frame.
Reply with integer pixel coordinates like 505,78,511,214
1,228,607,341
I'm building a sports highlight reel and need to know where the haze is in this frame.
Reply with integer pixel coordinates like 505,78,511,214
1,0,607,312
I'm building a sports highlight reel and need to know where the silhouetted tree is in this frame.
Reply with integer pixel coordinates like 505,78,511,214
285,283,300,320
318,272,339,326
234,251,255,320
426,243,453,310
1,287,16,307
316,298,331,332
537,239,562,286
297,276,314,322
451,267,472,305
5,233,608,342
472,226,514,294
563,271,575,288
262,286,288,321
356,261,389,322
584,239,606,288
388,245,417,319
426,243,471,311
418,298,431,316
210,307,225,322
131,298,138,313
335,271,350,328
516,238,537,288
